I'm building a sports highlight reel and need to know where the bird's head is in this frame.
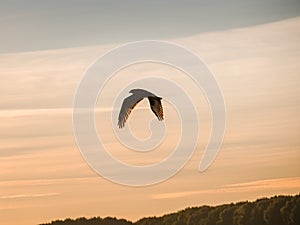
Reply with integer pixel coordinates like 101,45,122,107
129,89,162,99
129,89,144,94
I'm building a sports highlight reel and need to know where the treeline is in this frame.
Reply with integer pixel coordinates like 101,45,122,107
40,217,133,225
136,194,300,225
41,194,299,225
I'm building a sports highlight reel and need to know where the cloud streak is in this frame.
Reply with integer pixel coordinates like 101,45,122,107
0,192,59,200
0,107,115,118
153,177,300,199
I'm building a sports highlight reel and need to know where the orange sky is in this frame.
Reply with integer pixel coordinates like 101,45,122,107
1,17,300,225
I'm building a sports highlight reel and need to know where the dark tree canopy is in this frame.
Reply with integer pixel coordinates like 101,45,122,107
41,194,300,225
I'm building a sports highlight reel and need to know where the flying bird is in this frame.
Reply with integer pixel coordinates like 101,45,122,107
118,89,164,128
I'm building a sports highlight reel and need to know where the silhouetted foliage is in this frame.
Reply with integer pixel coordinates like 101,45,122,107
40,217,133,225
41,194,299,225
280,196,300,225
216,203,243,225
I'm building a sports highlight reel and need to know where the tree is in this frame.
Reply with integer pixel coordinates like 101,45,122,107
233,202,254,225
249,197,270,225
281,195,300,225
264,196,289,225
217,203,244,225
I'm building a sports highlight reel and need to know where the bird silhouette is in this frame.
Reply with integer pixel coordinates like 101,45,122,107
118,89,164,128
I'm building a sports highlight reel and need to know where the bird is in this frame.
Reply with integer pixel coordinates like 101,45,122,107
118,89,164,128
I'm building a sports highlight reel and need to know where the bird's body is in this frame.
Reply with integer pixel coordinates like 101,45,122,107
118,89,164,128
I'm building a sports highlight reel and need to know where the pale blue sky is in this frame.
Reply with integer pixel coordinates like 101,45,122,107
1,0,300,52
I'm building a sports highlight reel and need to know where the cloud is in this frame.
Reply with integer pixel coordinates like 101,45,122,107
0,192,59,200
0,177,98,187
0,107,114,118
153,177,300,199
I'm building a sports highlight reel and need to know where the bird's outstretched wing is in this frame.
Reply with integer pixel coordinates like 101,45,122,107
118,94,144,128
148,96,164,121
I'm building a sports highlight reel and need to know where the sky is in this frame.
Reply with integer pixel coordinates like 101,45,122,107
1,0,300,52
1,1,300,225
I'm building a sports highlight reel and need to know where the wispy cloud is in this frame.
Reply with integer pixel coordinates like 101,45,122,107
0,177,98,187
0,192,59,200
0,107,115,118
153,177,300,199
225,177,300,189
